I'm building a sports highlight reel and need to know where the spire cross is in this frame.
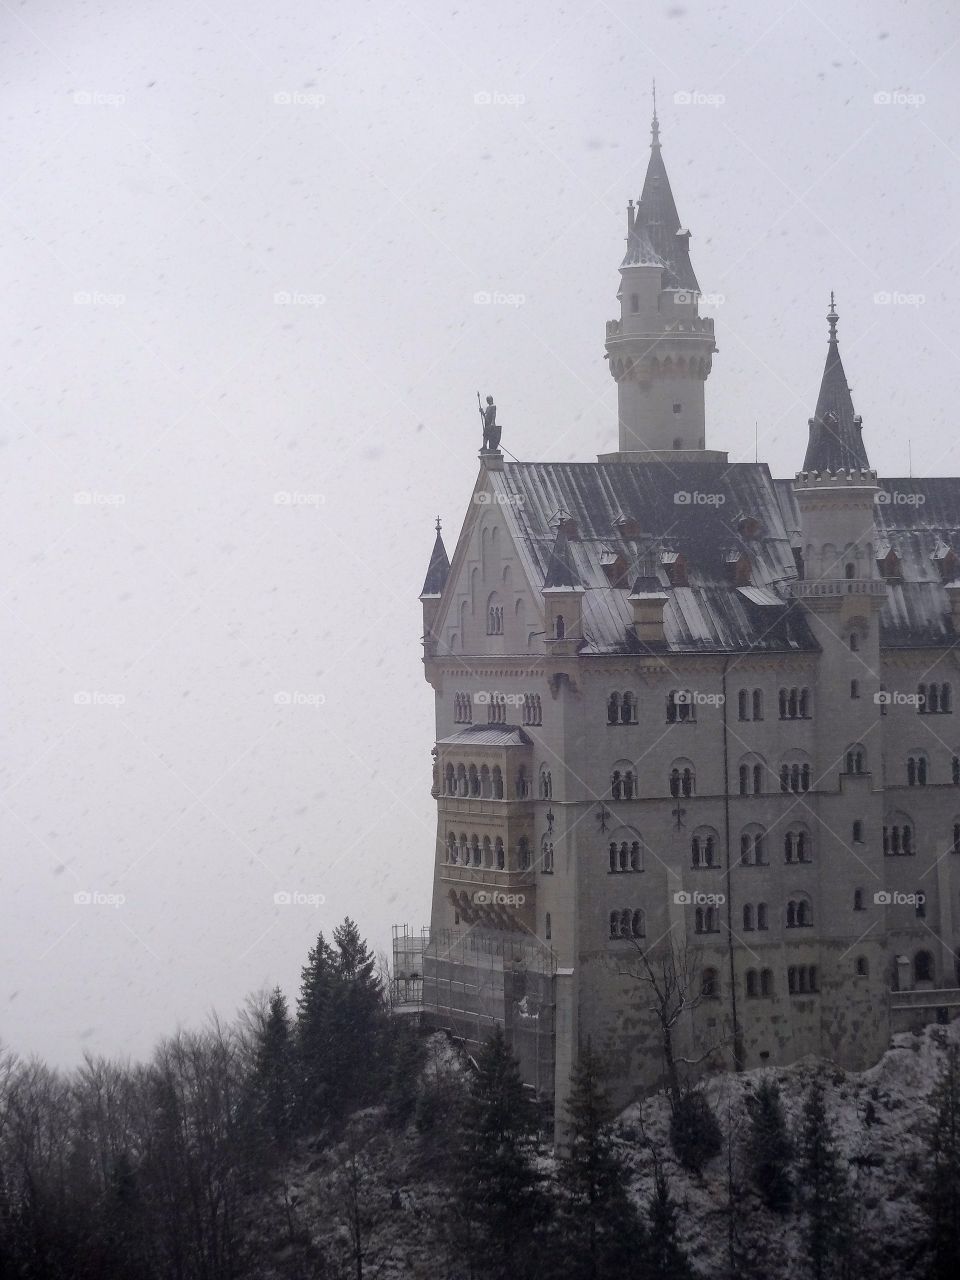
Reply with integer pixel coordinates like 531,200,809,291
827,291,839,343
435,515,442,533
651,78,660,147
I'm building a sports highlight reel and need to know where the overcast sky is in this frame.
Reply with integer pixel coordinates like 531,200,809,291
2,0,959,1064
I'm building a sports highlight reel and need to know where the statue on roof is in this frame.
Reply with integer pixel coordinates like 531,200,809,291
478,392,501,453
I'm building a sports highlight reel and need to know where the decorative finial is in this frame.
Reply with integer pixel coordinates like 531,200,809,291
651,79,660,147
435,515,442,534
827,291,838,343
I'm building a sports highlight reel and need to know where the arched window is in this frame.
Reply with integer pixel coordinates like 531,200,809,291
752,689,763,720
853,888,864,910
740,825,766,865
944,684,952,713
746,970,759,997
953,757,960,786
607,692,620,724
799,688,810,717
541,837,554,874
786,897,812,928
845,746,865,774
492,766,504,799
518,837,531,871
468,765,480,797
850,679,860,699
545,912,552,940
852,820,863,843
692,828,718,868
482,835,492,867
539,766,553,800
445,763,455,794
849,632,859,651
446,832,457,863
738,690,748,721
780,755,812,794
621,692,637,724
855,956,868,977
456,763,468,797
760,969,774,996
480,765,492,798
555,614,565,639
915,951,934,983
495,837,505,870
666,690,695,723
611,763,635,800
907,754,928,786
756,903,768,930
701,967,719,999
487,594,504,635
743,903,754,931
845,562,855,579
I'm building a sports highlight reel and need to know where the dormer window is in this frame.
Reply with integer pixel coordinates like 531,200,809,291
601,550,629,589
660,550,688,588
933,542,959,581
878,548,901,579
630,293,639,313
737,515,761,539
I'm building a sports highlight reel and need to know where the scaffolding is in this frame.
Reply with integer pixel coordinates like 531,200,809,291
391,924,428,1012
420,926,557,1101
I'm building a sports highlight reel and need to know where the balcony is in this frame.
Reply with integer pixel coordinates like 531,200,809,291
787,579,887,600
439,863,536,890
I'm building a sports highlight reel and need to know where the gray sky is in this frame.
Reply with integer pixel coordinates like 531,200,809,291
2,0,959,1063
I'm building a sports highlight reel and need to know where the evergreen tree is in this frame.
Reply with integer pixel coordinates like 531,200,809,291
555,1043,646,1278
296,931,337,1126
797,1078,853,1280
458,1023,546,1279
669,1089,723,1174
923,1043,960,1280
327,918,388,1118
384,1021,424,1129
745,1078,793,1211
647,1160,694,1280
252,987,296,1153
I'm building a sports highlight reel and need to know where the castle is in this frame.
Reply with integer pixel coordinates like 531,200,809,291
415,107,960,1124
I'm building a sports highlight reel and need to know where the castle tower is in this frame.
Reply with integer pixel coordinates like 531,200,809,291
604,104,717,458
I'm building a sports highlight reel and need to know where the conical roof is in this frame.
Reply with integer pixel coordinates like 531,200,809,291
802,296,870,473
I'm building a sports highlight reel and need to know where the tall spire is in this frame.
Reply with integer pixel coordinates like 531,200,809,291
802,294,870,473
630,107,698,292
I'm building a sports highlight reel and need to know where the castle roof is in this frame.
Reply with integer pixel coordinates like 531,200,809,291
420,523,450,597
437,725,533,748
802,297,870,473
542,526,582,591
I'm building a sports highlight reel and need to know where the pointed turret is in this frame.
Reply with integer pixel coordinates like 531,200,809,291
605,100,717,457
543,526,580,591
420,518,450,598
802,295,870,474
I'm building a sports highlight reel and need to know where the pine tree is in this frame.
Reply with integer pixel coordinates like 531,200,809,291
327,918,388,1118
647,1160,694,1280
669,1089,723,1174
458,1023,547,1279
745,1078,793,1211
923,1042,960,1280
797,1078,853,1280
555,1043,646,1278
296,931,337,1126
252,987,296,1153
384,1021,424,1129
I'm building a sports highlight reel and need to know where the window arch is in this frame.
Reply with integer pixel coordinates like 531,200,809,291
480,764,492,798
691,826,719,868
907,753,929,787
853,888,865,911
739,823,767,866
701,967,719,999
541,836,554,874
609,908,645,940
756,902,768,930
608,828,643,873
482,835,492,867
539,765,553,800
844,744,866,774
743,903,754,931
779,753,812,793
784,824,812,863
883,812,915,856
608,691,637,725
738,688,764,721
778,687,811,720
456,763,468,796
786,896,813,928
852,819,863,843
446,832,457,863
611,761,636,801
468,764,481,797
914,950,934,983
515,766,529,799
492,766,504,799
738,753,765,795
495,837,505,870
518,837,531,871
669,758,695,797
694,905,720,934
666,690,696,723
607,692,621,724
554,614,565,639
855,956,868,977
454,692,473,724
486,593,504,635
919,681,952,715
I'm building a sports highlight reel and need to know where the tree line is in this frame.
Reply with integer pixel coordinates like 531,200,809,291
0,919,958,1279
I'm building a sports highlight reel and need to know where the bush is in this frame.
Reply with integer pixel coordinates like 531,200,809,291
669,1090,723,1174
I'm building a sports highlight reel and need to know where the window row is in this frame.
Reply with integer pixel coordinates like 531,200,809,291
607,692,638,724
444,831,553,873
787,965,819,994
443,762,551,801
609,908,645,939
609,840,644,872
778,688,811,720
745,968,775,997
918,682,952,715
454,692,473,723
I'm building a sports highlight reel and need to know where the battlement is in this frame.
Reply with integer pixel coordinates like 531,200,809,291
794,467,878,489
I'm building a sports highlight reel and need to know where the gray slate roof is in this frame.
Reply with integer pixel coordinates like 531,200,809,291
437,725,533,748
802,306,870,473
